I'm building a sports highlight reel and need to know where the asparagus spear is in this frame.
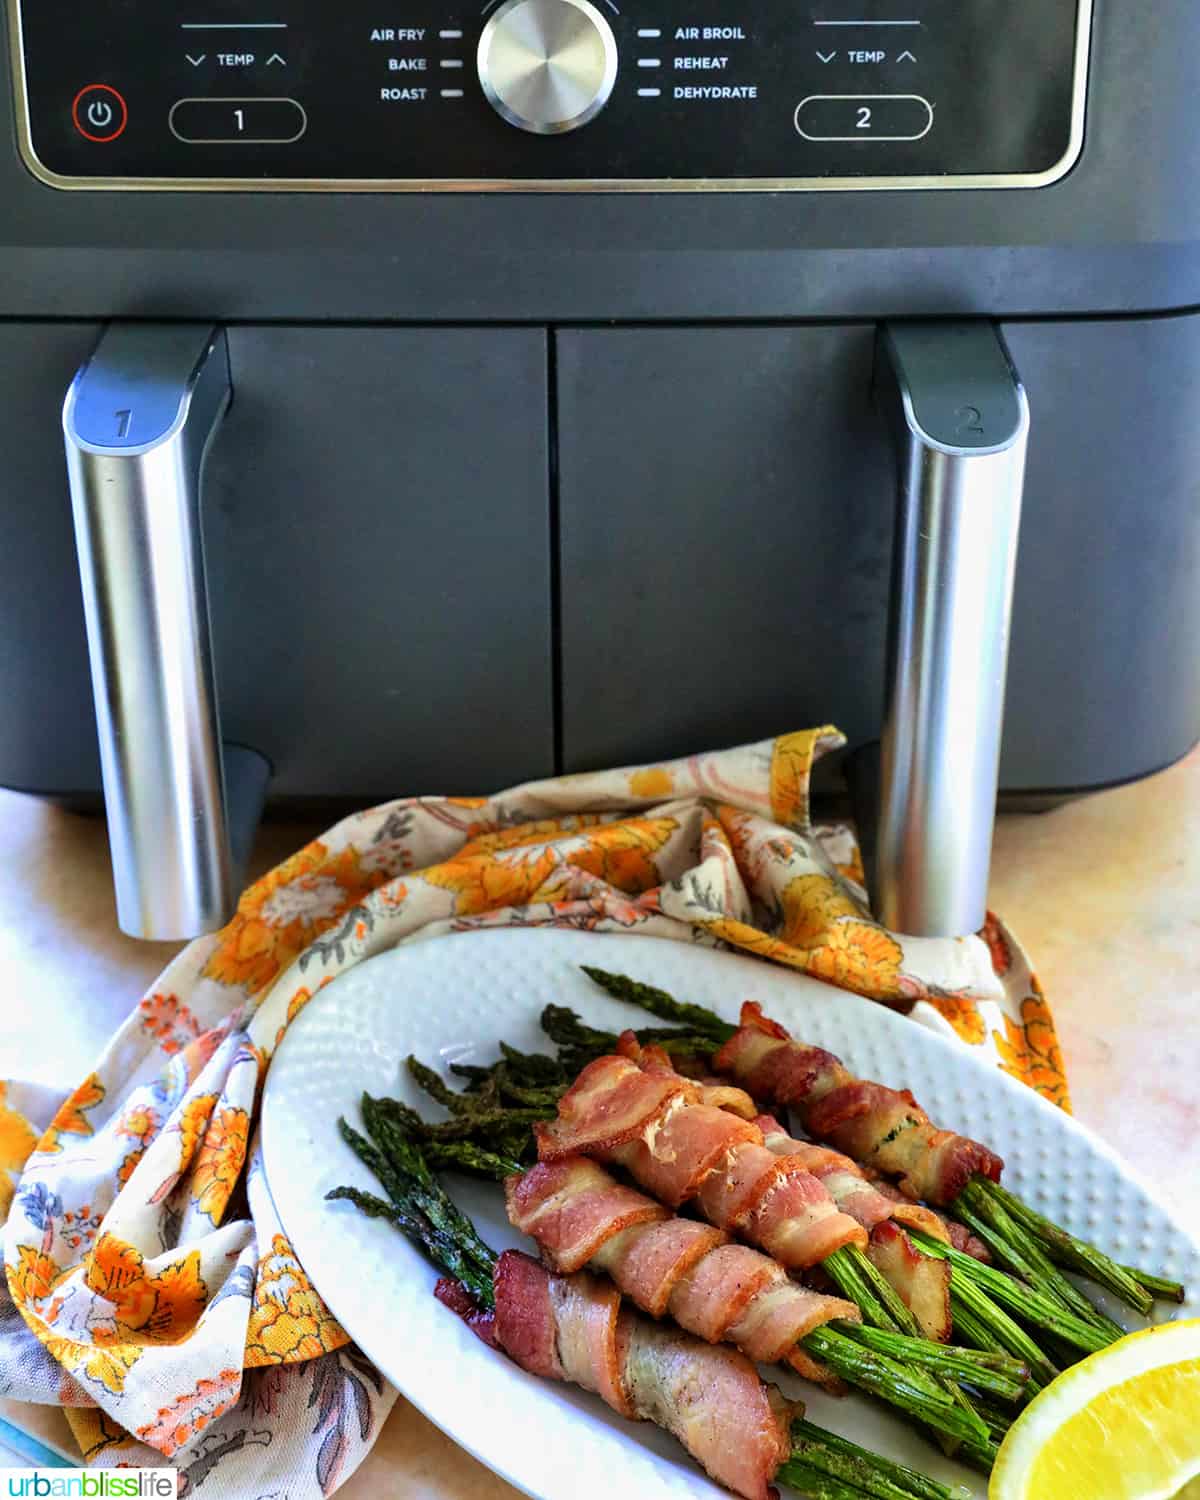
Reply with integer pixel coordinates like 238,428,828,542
954,1181,1124,1337
370,1093,541,1142
972,1178,1154,1315
407,1056,557,1120
789,1420,969,1500
773,1459,877,1500
541,1002,718,1066
948,1282,1055,1391
779,1452,925,1500
326,1179,495,1307
358,1098,498,1277
824,1245,906,1333
784,1434,975,1500
450,1042,568,1093
424,1139,526,1179
1123,1266,1186,1302
794,1328,990,1449
907,1228,1116,1355
831,1323,1029,1402
579,966,736,1041
966,1392,1017,1443
827,1245,929,1342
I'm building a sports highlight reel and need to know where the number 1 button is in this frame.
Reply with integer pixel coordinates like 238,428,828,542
168,98,307,144
795,95,932,142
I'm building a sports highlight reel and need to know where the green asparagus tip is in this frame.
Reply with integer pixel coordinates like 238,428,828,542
578,966,735,1042
971,1177,1154,1316
1123,1266,1187,1303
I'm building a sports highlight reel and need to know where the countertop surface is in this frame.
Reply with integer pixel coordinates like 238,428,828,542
2,752,1198,1494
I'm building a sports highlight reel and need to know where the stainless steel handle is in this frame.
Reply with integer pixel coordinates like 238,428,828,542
872,322,1029,937
64,324,267,940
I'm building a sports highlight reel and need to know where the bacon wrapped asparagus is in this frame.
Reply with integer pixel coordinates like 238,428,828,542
756,1114,953,1343
328,1109,973,1500
534,1047,872,1270
506,1154,859,1388
714,1003,1003,1207
530,1045,1028,1447
581,967,1179,1320
450,1250,795,1500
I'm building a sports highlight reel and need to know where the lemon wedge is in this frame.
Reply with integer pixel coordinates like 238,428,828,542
989,1317,1200,1500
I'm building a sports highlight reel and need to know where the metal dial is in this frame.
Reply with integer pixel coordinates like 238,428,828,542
478,0,618,136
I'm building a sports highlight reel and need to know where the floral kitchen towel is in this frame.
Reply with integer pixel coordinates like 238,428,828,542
1,727,1068,1498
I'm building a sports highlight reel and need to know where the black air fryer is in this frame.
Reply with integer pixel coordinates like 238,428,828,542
2,0,1197,944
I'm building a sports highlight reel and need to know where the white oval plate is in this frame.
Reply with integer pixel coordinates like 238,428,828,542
262,929,1200,1500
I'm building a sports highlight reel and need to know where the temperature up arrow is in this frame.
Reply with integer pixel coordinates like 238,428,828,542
896,49,917,61
266,52,287,65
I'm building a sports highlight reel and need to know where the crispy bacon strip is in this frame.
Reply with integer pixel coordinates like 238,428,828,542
439,1249,794,1500
756,1115,948,1242
505,1154,668,1270
864,1220,952,1343
756,1115,898,1232
626,1038,760,1121
536,1051,868,1268
539,1054,690,1158
507,1157,858,1385
714,1003,1003,1205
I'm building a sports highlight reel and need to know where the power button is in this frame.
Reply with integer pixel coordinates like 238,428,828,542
72,84,128,143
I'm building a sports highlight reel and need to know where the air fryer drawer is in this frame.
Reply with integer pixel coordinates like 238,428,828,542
556,318,1200,794
555,324,894,773
0,324,554,800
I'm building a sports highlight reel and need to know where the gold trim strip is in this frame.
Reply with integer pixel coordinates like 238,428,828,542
7,2,1092,194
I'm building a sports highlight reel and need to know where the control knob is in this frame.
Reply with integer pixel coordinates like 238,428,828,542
478,0,618,135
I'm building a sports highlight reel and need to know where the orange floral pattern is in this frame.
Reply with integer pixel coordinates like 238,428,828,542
423,845,563,914
778,872,864,949
923,992,988,1046
137,993,202,1056
83,1235,208,1347
188,1106,251,1224
565,817,678,894
116,1148,145,1189
203,843,382,995
38,1073,105,1155
135,1368,241,1454
770,726,839,831
994,978,1071,1110
244,1235,349,1367
981,912,1013,978
628,766,674,799
44,1338,144,1399
116,1104,161,1143
4,727,1063,1498
10,1239,69,1309
63,1408,137,1462
805,921,905,1002
15,1235,209,1398
176,1093,220,1174
461,814,601,856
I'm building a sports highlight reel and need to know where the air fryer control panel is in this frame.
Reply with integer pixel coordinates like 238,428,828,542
11,0,1089,190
